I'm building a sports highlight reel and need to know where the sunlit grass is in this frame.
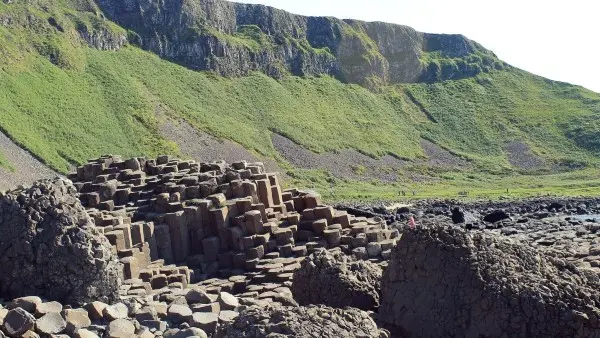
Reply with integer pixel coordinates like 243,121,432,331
0,1,599,200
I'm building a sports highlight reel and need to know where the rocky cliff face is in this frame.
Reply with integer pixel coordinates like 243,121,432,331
95,0,505,88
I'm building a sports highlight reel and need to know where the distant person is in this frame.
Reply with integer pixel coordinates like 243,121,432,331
408,215,416,229
412,191,416,196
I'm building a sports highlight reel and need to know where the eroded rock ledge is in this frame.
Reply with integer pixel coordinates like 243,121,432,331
379,226,600,337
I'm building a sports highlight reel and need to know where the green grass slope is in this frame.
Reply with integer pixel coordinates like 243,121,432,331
406,71,600,171
1,1,600,199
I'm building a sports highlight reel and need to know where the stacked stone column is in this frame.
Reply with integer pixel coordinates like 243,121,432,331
69,155,399,294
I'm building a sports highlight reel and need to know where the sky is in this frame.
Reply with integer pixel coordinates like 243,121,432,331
232,0,600,93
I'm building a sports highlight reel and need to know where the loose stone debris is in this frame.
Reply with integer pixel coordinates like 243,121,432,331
1,155,600,337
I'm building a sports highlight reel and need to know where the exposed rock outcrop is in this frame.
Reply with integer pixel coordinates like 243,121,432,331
292,249,382,311
379,226,600,337
94,0,504,88
221,304,388,338
0,178,121,305
76,23,127,51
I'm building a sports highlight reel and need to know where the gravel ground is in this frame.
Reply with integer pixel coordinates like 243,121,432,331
504,141,545,171
0,130,57,191
160,119,282,173
419,139,470,169
272,133,406,182
273,134,471,182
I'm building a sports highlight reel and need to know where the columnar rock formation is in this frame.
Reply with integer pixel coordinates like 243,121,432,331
0,178,121,305
6,163,600,337
68,155,398,297
0,156,396,337
379,226,600,337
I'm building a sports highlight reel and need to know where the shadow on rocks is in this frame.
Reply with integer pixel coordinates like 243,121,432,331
291,249,382,311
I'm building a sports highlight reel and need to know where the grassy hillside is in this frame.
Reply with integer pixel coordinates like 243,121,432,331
1,1,600,198
407,71,600,171
288,167,600,201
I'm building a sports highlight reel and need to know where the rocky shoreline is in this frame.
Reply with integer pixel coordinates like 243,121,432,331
1,156,600,337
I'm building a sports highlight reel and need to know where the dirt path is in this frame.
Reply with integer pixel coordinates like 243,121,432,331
0,131,57,191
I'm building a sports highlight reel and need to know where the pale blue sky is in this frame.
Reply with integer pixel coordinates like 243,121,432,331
233,0,600,93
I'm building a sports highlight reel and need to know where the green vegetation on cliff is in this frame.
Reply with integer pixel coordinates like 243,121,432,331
0,0,600,198
2,41,599,173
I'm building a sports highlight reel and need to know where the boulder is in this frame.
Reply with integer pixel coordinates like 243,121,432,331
63,308,91,332
185,289,211,305
84,301,108,321
19,331,38,338
0,309,7,324
134,306,158,322
164,327,208,338
451,207,478,224
217,292,238,311
35,312,66,335
34,301,63,317
189,312,218,333
218,310,239,324
3,308,36,337
292,249,382,311
482,209,510,223
105,319,135,338
167,304,192,324
73,328,100,338
6,297,42,314
221,304,387,338
102,303,128,321
379,226,600,337
0,179,121,305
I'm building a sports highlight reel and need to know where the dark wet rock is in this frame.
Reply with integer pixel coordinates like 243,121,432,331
292,249,381,311
396,206,410,214
577,204,589,215
0,178,121,305
3,308,35,337
451,207,478,224
451,207,466,223
379,226,600,337
482,209,510,223
547,202,564,211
